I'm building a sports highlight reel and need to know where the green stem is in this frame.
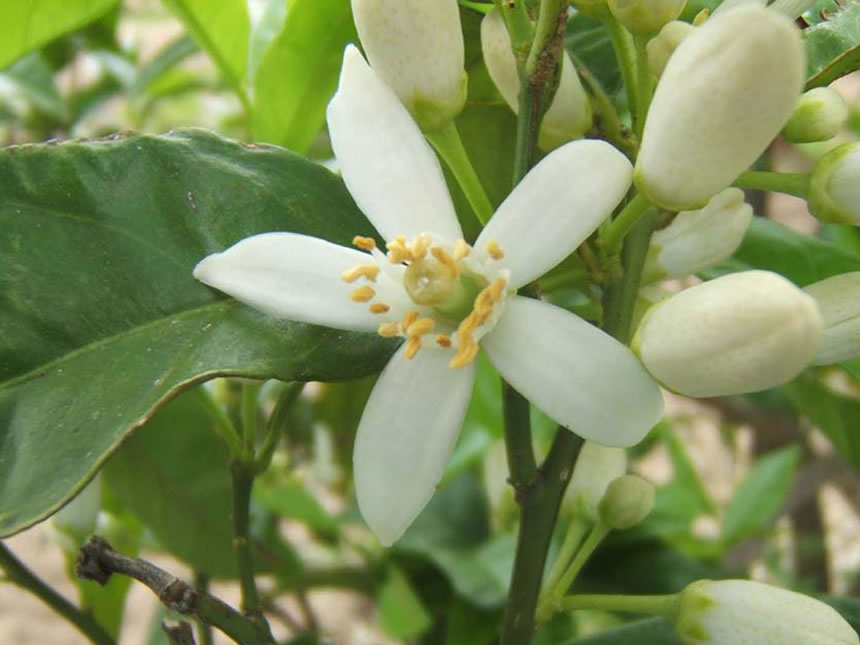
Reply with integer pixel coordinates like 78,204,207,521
495,0,533,60
559,592,679,618
197,387,243,458
552,522,611,601
632,34,653,140
241,382,261,457
601,194,654,255
604,15,638,123
254,382,303,475
499,432,584,645
525,0,569,78
537,516,589,618
503,382,538,495
733,170,811,198
232,464,266,629
602,209,659,344
425,121,495,224
0,542,116,645
193,572,215,645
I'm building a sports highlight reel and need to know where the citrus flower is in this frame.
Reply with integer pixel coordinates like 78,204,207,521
193,45,663,545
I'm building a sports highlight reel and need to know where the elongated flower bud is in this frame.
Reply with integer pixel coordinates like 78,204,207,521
647,20,694,77
642,188,753,283
481,10,592,149
608,0,687,35
808,142,860,226
675,580,859,645
597,474,655,530
633,271,823,397
803,272,860,365
783,87,849,143
635,7,805,211
352,0,467,130
564,441,627,521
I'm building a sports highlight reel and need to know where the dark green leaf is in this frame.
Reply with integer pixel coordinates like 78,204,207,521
823,596,860,634
729,216,860,287
378,566,433,639
445,598,500,645
562,618,682,645
566,14,622,97
103,389,239,577
0,129,395,537
805,2,860,88
253,480,339,539
253,0,356,153
0,0,118,70
783,376,860,470
721,446,800,545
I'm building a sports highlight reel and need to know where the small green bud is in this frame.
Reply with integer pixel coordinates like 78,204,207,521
783,87,849,143
647,20,694,77
803,272,860,365
633,271,823,397
808,142,860,226
608,0,687,35
352,0,467,130
481,10,592,149
642,188,753,284
572,0,611,19
564,441,627,521
675,579,859,645
597,474,655,530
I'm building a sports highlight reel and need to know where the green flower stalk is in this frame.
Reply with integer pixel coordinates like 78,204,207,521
633,271,823,397
635,6,805,210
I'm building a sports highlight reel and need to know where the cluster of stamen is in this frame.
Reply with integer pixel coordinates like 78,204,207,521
341,233,509,368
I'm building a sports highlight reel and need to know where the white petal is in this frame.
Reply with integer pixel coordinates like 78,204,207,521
481,297,663,447
327,45,462,242
476,140,632,288
353,345,476,545
193,232,408,332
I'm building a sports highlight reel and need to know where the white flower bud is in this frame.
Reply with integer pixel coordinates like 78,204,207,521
635,7,805,211
633,271,823,397
642,188,753,284
564,441,627,521
675,579,860,645
597,474,655,529
608,0,687,35
352,0,467,130
647,20,695,78
783,87,850,143
809,142,860,226
481,10,592,149
803,272,860,365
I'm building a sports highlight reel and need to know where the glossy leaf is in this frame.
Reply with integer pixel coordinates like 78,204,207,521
253,0,356,153
0,129,395,537
253,480,339,539
805,2,860,88
102,389,240,577
160,0,250,104
0,0,118,70
721,445,800,545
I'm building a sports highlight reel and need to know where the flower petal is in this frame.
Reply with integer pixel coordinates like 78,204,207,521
353,344,476,545
327,45,462,242
476,139,632,288
193,232,409,332
481,297,663,447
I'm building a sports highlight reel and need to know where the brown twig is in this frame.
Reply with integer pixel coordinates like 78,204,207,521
163,621,197,645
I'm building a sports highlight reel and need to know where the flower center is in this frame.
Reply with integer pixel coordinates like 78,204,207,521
342,233,511,368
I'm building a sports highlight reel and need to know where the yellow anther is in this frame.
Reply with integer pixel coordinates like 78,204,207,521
490,277,506,299
449,341,479,368
454,239,471,261
431,247,459,277
341,263,380,283
369,303,390,314
436,334,452,348
410,234,431,260
353,236,376,251
378,322,400,337
407,317,435,337
350,285,376,302
456,312,480,343
485,240,505,260
386,238,413,264
401,310,419,331
404,336,422,360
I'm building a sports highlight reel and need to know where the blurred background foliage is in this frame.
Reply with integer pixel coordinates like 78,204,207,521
0,1,859,644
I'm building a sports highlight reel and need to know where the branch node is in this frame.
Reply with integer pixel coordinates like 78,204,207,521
75,536,114,585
